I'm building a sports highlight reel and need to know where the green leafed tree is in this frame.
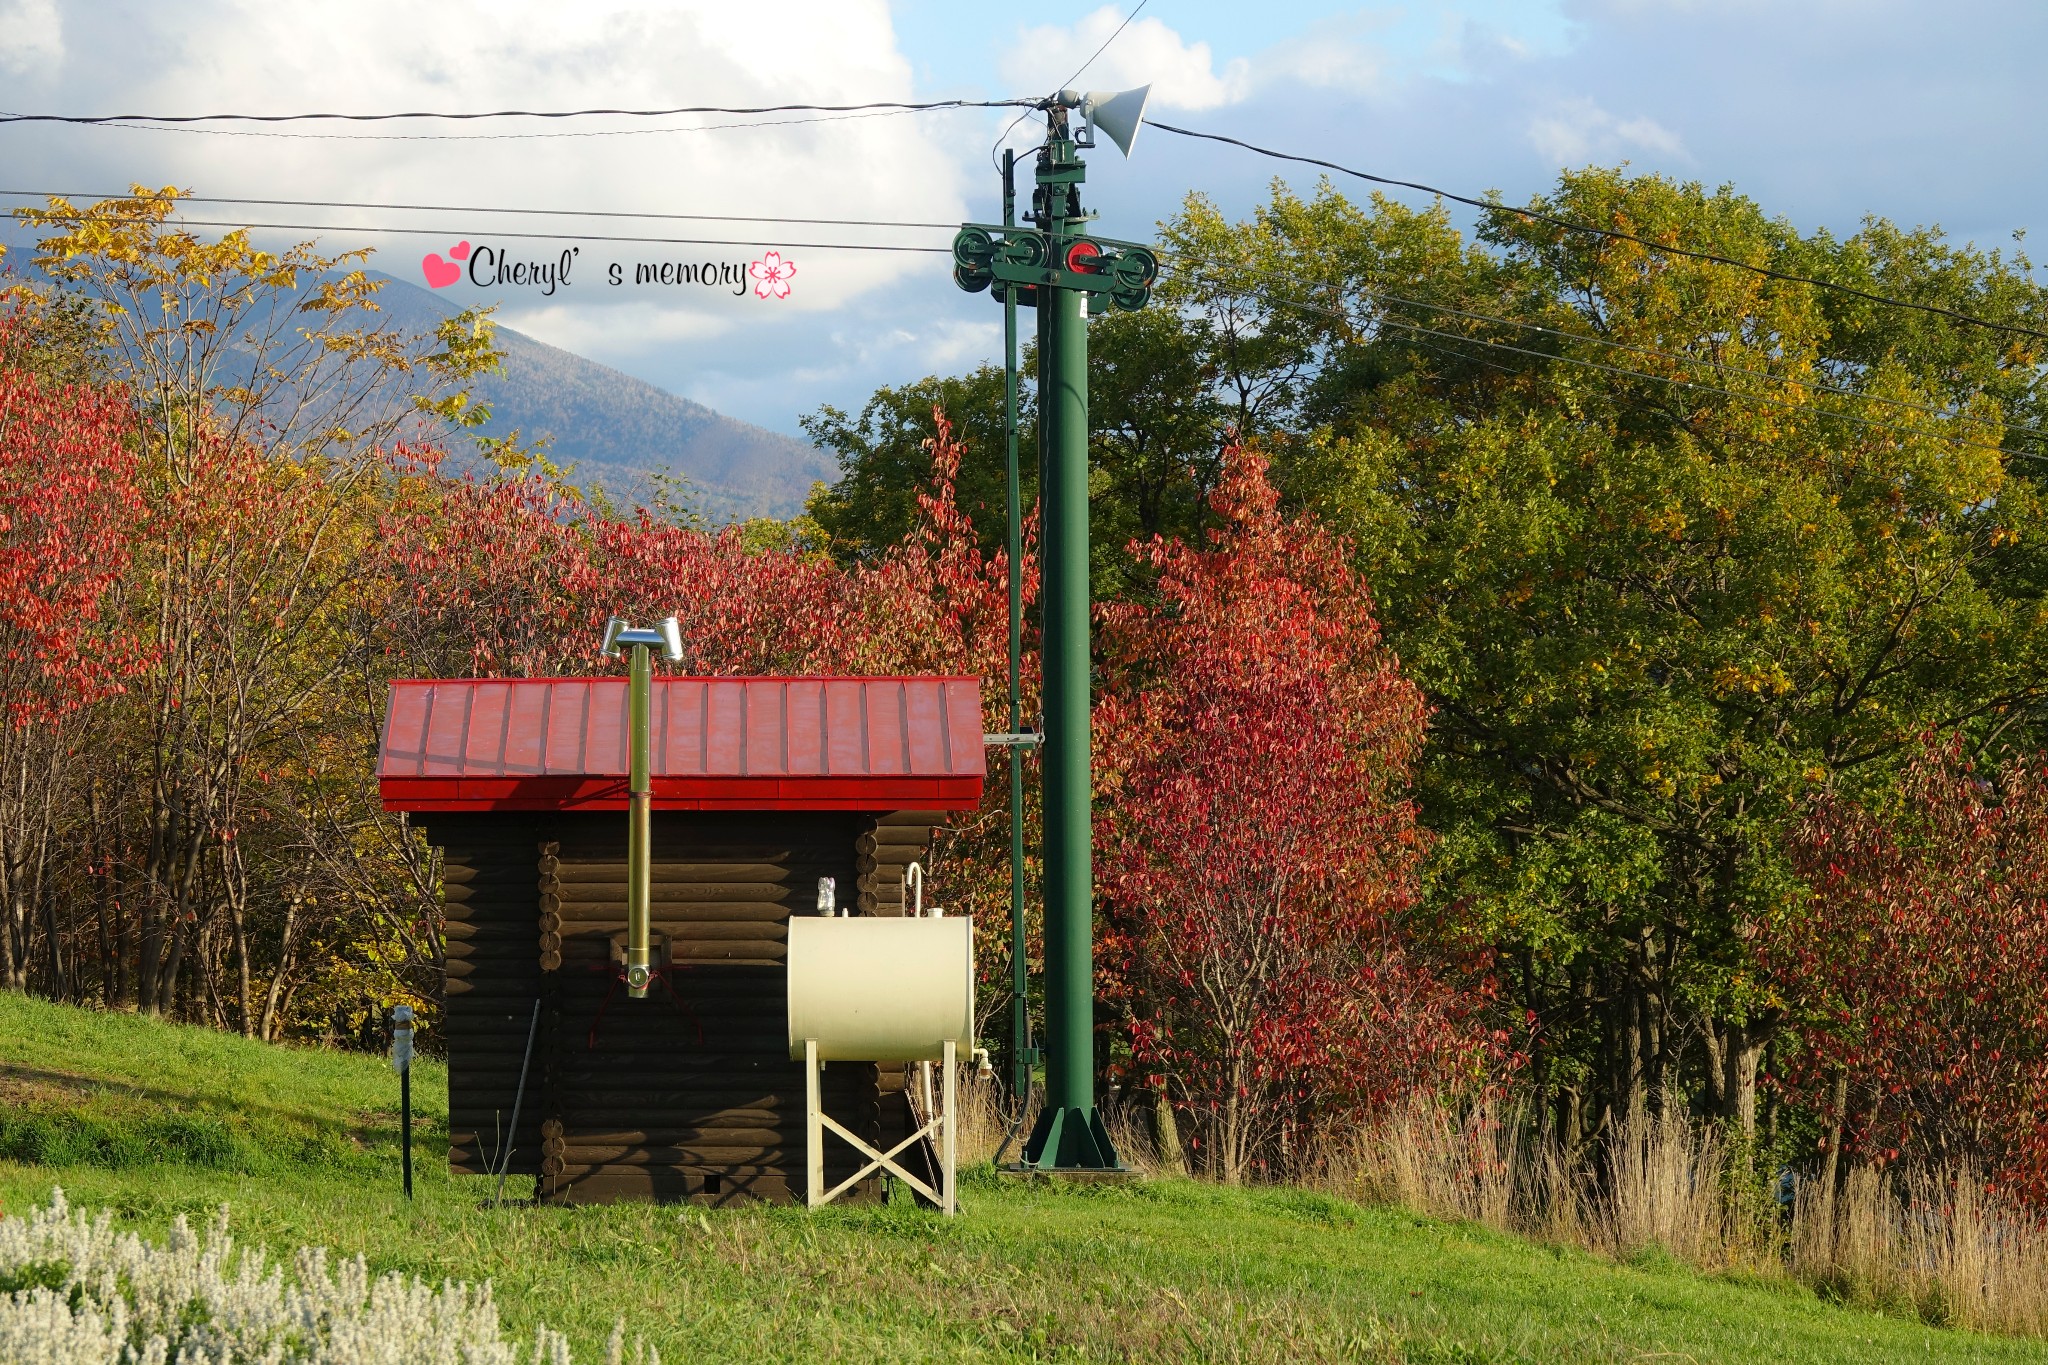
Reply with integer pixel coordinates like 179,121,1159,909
1167,169,2048,1148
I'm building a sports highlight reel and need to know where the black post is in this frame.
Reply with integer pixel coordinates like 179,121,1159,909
401,1065,414,1200
392,1003,417,1201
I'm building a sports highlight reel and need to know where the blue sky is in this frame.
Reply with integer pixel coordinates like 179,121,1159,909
0,0,2041,438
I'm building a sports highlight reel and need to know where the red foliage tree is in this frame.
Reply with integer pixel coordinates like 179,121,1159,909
1767,738,2048,1203
1096,447,1500,1181
0,366,142,724
376,414,1025,687
0,362,143,991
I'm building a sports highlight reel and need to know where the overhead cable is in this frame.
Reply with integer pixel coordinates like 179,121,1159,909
988,0,1149,172
54,216,950,253
6,105,986,143
0,188,956,230
1148,121,2048,347
0,98,1032,126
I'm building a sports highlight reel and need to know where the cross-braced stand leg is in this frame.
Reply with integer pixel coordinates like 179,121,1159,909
803,1038,956,1216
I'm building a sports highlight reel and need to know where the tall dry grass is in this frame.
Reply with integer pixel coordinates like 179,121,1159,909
950,1072,1174,1175
1318,1096,2048,1338
1792,1164,2048,1336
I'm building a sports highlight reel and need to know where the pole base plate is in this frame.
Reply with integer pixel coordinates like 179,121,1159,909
1018,1104,1122,1171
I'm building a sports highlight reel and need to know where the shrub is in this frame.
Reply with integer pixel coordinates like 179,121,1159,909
0,1190,657,1363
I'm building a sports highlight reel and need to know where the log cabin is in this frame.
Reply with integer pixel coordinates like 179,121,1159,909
376,674,985,1205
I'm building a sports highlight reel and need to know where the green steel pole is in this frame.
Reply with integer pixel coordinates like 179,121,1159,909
1022,121,1118,1170
626,641,652,999
1002,149,1032,1114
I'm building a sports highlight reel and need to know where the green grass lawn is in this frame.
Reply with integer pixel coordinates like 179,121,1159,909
2,992,2042,1364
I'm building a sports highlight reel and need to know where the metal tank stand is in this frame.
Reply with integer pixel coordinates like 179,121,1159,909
804,1037,957,1215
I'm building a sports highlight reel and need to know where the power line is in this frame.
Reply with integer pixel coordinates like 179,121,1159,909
988,0,1149,173
14,184,2034,451
35,216,950,254
1159,249,2048,448
1161,261,2040,464
1063,0,1150,88
1148,121,2048,347
0,189,956,231
0,98,1031,126
13,105,984,144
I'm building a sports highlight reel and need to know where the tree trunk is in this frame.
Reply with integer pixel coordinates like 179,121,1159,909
1820,1071,1848,1201
1720,1020,1766,1140
258,899,299,1042
1702,1019,1727,1114
225,842,253,1036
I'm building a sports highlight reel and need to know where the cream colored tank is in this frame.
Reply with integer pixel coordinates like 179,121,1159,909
786,915,974,1062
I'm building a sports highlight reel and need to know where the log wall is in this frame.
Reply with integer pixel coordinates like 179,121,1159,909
426,807,942,1205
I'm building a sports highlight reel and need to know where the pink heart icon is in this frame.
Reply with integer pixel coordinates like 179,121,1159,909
449,240,471,261
421,253,460,288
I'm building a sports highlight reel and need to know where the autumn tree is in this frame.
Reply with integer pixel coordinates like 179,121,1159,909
1096,447,1494,1181
1766,739,2048,1204
1160,171,2048,1151
0,351,144,994
5,190,501,1030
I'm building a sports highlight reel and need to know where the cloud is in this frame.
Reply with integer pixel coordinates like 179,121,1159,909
1000,8,1250,111
0,1,966,328
0,0,61,75
1526,96,1686,166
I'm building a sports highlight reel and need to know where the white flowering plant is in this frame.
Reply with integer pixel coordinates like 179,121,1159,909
0,1191,657,1365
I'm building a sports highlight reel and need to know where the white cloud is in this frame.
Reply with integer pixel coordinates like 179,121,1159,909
0,0,62,75
1000,8,1250,112
1254,17,1390,94
1527,96,1687,166
0,1,965,327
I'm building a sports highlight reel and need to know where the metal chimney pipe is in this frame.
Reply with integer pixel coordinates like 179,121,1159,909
626,637,653,998
602,616,682,1001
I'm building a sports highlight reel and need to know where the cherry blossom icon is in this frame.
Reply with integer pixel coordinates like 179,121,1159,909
749,251,796,299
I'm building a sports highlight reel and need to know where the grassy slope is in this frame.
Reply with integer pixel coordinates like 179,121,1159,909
0,993,2040,1365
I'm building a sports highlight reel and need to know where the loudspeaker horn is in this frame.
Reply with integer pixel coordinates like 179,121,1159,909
1082,85,1150,158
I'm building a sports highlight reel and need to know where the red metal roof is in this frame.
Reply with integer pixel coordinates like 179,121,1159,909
378,676,986,813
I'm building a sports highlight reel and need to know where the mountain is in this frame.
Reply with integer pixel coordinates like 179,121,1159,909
366,272,834,523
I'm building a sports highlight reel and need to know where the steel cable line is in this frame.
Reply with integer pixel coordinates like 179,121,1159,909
1160,261,2041,464
1155,250,2048,448
0,188,957,231
1147,121,2048,347
990,0,1150,173
46,215,951,253
12,188,2032,449
0,105,983,144
0,98,1032,126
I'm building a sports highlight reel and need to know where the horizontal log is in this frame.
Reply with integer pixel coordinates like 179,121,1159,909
553,862,843,883
441,887,537,908
554,1143,803,1164
870,819,940,837
547,1163,866,1188
500,1103,876,1126
552,844,852,864
553,883,823,902
524,1083,874,1106
858,831,930,856
444,981,544,999
447,1048,796,1070
442,864,541,885
532,1125,790,1146
555,905,795,927
443,920,535,943
545,941,788,963
544,1170,858,1207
